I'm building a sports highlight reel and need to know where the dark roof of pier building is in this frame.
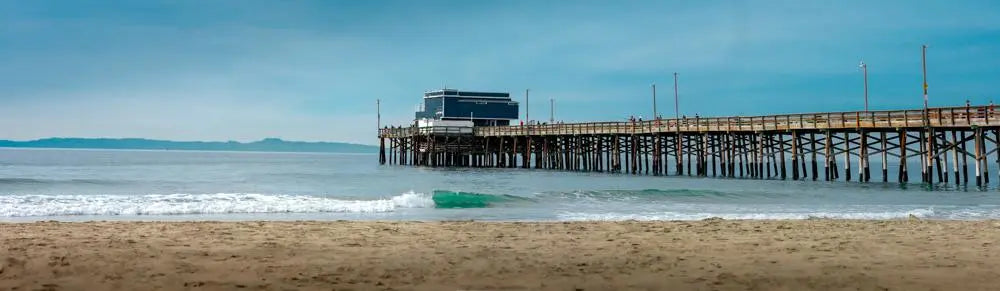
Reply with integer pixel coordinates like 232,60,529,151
423,89,511,99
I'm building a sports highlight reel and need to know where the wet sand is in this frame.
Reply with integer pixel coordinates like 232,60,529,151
2,219,1000,290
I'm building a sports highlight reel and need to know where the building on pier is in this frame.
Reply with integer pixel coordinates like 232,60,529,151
415,89,518,126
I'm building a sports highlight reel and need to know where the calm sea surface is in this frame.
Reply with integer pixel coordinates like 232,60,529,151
2,148,1000,221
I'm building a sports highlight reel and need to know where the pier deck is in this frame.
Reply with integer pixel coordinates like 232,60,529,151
379,105,1000,186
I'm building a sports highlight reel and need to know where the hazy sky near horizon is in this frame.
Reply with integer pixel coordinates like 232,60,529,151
2,0,999,144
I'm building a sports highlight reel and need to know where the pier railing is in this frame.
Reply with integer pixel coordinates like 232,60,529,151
379,105,999,138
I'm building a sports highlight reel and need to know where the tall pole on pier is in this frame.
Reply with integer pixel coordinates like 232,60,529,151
860,60,868,112
673,72,682,175
673,73,680,120
377,98,384,165
550,98,554,123
525,89,530,124
922,45,929,110
652,83,658,119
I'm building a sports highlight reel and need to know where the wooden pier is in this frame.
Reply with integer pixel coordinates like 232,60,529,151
379,105,1000,185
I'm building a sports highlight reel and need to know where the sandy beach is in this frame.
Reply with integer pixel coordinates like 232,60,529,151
2,219,999,290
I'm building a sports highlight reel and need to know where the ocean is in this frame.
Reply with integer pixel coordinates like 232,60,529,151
2,148,1000,221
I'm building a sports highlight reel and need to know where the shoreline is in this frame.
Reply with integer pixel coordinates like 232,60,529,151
3,219,1000,290
0,210,980,223
0,216,977,223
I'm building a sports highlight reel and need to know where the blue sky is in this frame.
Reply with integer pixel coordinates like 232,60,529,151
1,0,998,144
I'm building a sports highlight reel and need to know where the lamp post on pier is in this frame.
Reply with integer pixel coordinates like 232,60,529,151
550,98,554,123
652,83,657,120
860,60,868,112
673,73,680,120
673,72,682,175
525,89,530,124
922,45,929,110
674,72,680,131
921,45,929,127
377,98,384,165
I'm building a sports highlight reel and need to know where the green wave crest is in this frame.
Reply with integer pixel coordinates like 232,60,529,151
431,190,532,208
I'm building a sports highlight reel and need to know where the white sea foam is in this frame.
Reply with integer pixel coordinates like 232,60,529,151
0,191,434,217
556,208,940,221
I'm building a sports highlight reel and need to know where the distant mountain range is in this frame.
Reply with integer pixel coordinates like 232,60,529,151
0,138,377,153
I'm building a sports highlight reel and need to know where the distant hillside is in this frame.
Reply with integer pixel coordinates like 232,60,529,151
0,138,377,153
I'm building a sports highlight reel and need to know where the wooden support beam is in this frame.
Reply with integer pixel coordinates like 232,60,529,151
959,130,969,185
764,134,772,178
686,134,693,176
791,131,800,180
920,130,929,183
623,136,629,173
615,135,622,172
700,134,708,176
899,131,908,183
825,132,832,181
939,133,948,184
726,134,733,177
676,133,684,176
748,135,755,178
934,131,944,183
754,134,762,179
631,135,638,175
379,138,386,165
881,132,888,183
512,136,518,169
664,135,671,175
975,128,984,187
860,131,869,182
644,135,650,175
799,133,808,180
738,135,746,178
812,133,819,181
985,131,991,185
711,134,718,177
779,134,787,179
995,129,1000,185
844,132,852,182
659,135,666,175
951,132,960,184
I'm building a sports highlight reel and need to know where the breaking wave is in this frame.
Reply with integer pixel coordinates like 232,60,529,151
431,190,533,208
0,192,435,217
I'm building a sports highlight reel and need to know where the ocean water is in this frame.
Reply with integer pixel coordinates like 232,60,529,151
2,148,1000,222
